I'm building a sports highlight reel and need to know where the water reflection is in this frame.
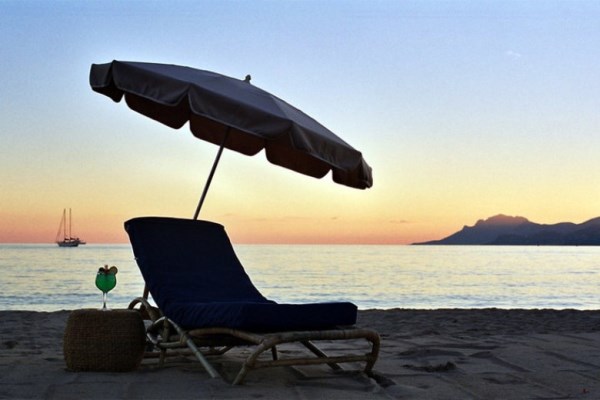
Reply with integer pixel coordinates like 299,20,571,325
1,244,599,311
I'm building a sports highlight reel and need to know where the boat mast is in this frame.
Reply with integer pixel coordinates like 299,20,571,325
63,209,67,240
69,208,72,240
56,209,66,243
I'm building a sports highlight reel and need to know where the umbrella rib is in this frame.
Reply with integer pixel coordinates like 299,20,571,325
193,127,231,219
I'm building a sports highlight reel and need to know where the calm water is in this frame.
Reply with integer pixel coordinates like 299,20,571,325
1,244,599,311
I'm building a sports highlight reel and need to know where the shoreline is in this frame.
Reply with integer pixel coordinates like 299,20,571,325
1,309,599,399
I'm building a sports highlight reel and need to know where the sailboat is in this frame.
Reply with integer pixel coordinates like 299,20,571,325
56,208,86,247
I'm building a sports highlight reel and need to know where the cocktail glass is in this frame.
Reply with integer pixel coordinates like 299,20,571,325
95,265,118,310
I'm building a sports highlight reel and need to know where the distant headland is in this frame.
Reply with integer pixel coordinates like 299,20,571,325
414,214,600,245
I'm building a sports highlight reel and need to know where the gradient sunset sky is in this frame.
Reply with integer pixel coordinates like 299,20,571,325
2,1,599,244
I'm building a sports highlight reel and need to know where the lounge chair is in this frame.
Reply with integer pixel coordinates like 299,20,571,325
124,216,380,384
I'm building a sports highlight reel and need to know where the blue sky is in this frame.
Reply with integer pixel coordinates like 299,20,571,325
1,0,599,243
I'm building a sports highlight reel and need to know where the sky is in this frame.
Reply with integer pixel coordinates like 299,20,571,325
1,0,599,244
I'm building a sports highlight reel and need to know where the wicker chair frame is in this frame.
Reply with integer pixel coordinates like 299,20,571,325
129,296,380,385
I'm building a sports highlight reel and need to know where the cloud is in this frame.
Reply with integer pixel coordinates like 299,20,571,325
390,219,411,224
505,50,522,60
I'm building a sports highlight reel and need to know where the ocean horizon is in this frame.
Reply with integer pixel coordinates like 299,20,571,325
1,243,599,312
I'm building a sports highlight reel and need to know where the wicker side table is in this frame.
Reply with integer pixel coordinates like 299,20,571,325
63,309,145,372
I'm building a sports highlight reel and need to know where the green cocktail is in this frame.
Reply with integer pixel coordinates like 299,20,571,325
95,265,118,310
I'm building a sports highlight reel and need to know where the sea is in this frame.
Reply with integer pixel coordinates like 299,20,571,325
1,244,599,311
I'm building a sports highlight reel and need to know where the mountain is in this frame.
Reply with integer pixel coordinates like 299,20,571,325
414,214,600,245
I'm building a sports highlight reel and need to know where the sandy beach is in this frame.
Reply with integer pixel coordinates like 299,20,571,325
1,309,599,399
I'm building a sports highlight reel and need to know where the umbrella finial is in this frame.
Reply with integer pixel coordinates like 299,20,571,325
244,74,251,83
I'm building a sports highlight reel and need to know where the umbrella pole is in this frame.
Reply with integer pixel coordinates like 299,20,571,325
193,128,230,219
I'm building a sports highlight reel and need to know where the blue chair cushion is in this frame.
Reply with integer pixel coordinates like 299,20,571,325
167,301,357,331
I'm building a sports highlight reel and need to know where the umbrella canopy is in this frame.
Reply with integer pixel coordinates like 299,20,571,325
89,61,372,216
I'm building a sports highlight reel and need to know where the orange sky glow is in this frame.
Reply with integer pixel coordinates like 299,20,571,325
2,1,599,244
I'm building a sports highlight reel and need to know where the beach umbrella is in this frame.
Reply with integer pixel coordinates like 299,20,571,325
89,61,372,218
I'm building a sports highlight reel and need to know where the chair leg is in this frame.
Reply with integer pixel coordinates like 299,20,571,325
169,321,222,380
159,348,167,366
271,345,278,360
363,331,381,375
182,334,222,379
159,322,170,367
233,339,275,385
301,340,343,371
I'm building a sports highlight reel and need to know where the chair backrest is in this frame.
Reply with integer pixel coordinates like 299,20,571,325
124,217,270,312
